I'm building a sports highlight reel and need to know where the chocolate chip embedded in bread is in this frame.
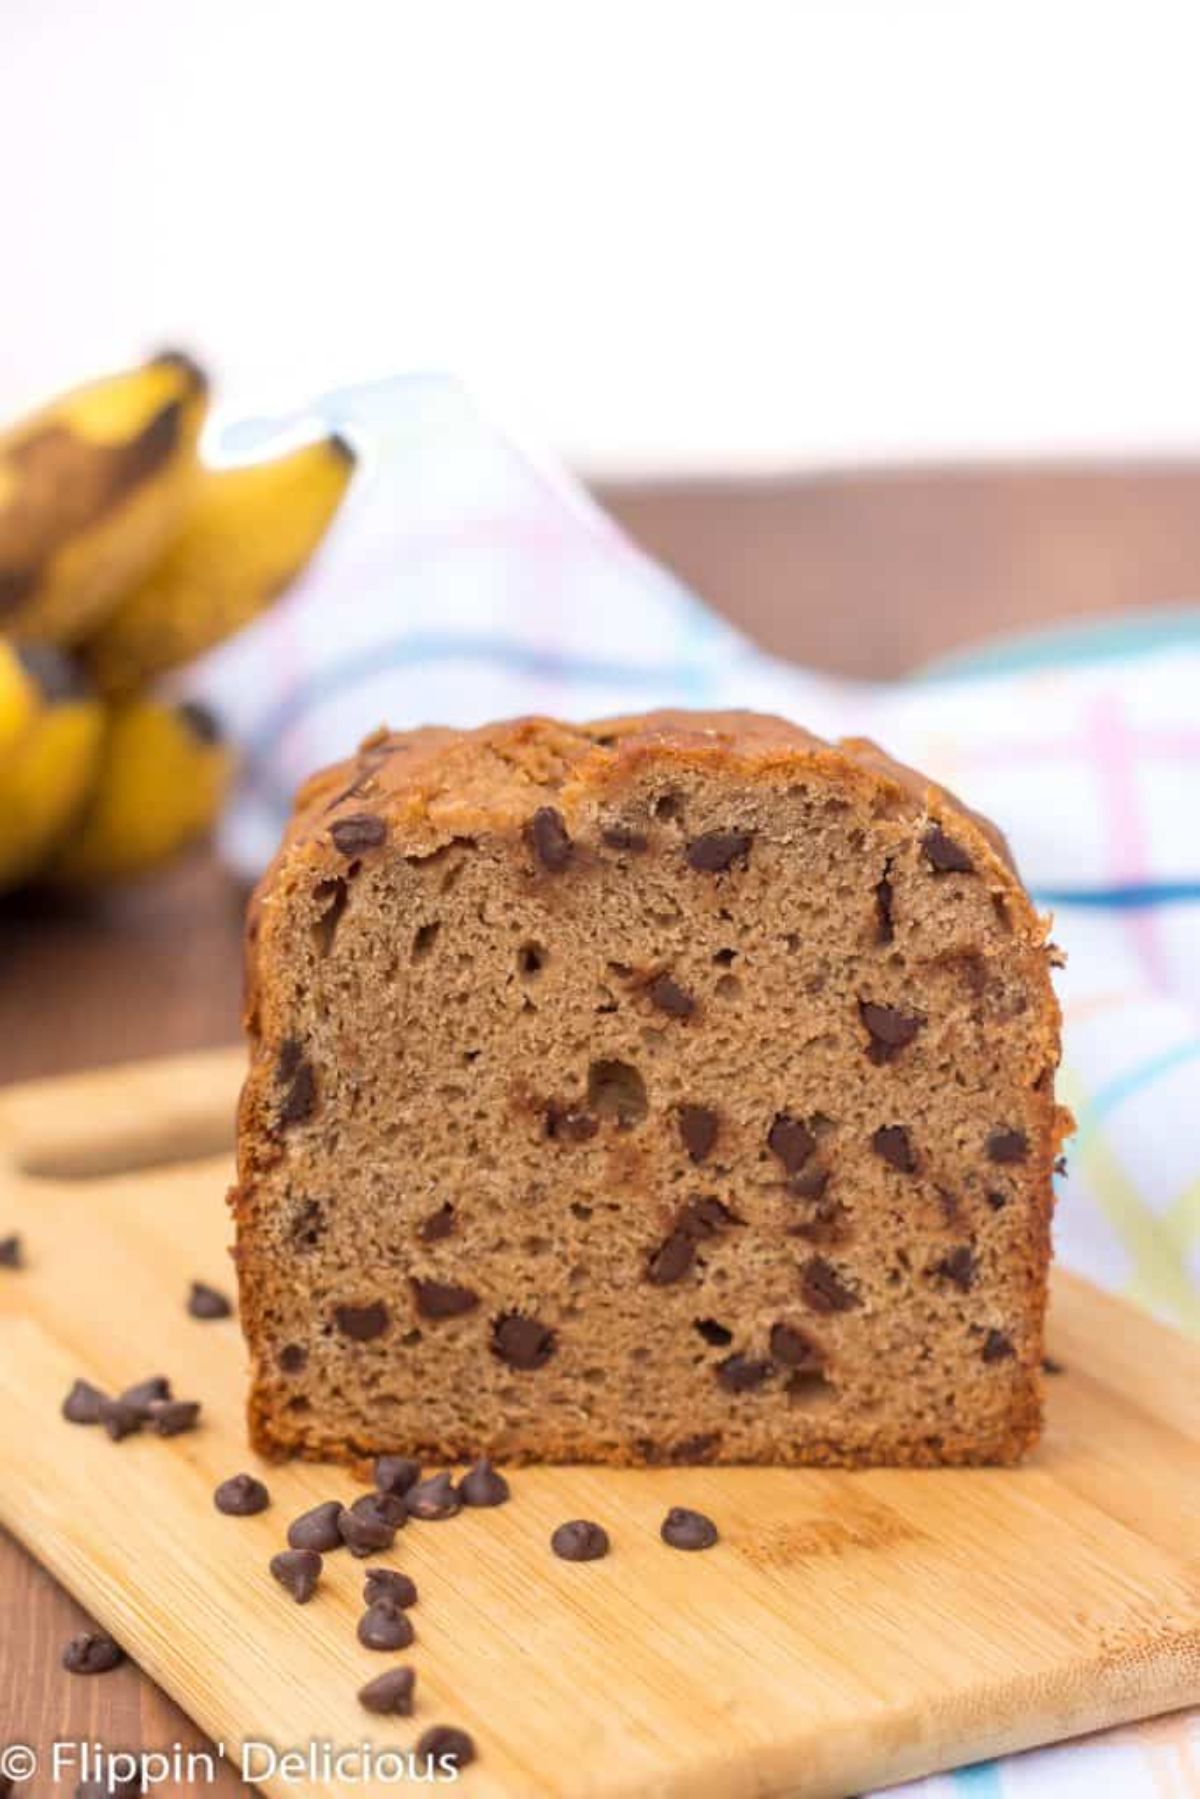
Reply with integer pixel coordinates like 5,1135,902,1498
875,867,895,943
62,1631,124,1675
358,1599,416,1651
374,1454,421,1496
647,974,695,1018
62,1378,106,1425
800,1256,860,1314
269,1547,322,1602
333,1300,390,1341
686,830,751,872
528,806,572,872
330,813,387,855
602,824,648,852
859,1001,923,1063
458,1457,510,1507
678,1104,718,1162
418,1203,456,1242
364,1567,418,1608
769,1322,824,1370
279,1342,308,1373
936,1246,977,1292
923,825,974,874
982,1328,1015,1363
693,1317,733,1347
411,1278,479,1320
550,1519,609,1561
287,1500,345,1552
660,1506,718,1550
275,1038,317,1126
358,1666,416,1715
646,1229,695,1285
716,1355,773,1393
187,1280,232,1320
406,1470,461,1521
214,1473,270,1516
545,1102,599,1143
872,1125,917,1173
491,1312,556,1369
767,1113,815,1174
987,1128,1028,1164
415,1727,476,1773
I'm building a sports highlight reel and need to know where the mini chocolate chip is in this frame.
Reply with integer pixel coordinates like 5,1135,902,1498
364,1567,419,1609
1042,1354,1066,1375
767,1113,815,1174
686,830,751,872
983,1328,1015,1363
358,1666,416,1715
647,974,695,1017
716,1354,773,1393
62,1378,106,1425
419,1203,456,1242
406,1470,461,1521
529,806,572,871
187,1280,232,1320
214,1473,270,1516
872,1125,917,1173
119,1375,172,1411
678,1104,718,1162
661,1506,718,1551
694,1317,733,1347
923,825,974,873
352,1489,408,1529
769,1323,824,1370
458,1457,510,1507
859,1000,922,1062
545,1102,600,1143
800,1256,860,1314
602,824,648,852
987,1128,1028,1164
358,1599,416,1651
0,1233,23,1268
375,1454,422,1496
338,1506,397,1556
333,1300,390,1341
411,1278,479,1320
551,1519,609,1561
146,1399,201,1437
269,1547,322,1602
647,1229,695,1285
936,1246,977,1291
288,1500,345,1552
875,869,895,943
279,1342,308,1372
491,1312,556,1369
415,1727,476,1773
99,1398,145,1441
62,1632,124,1675
330,812,387,855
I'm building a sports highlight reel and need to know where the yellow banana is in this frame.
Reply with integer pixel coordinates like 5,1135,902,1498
0,639,39,757
83,433,355,695
44,696,234,888
0,350,209,646
0,647,104,891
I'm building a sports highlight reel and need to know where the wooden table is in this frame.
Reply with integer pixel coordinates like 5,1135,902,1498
3,462,1196,1789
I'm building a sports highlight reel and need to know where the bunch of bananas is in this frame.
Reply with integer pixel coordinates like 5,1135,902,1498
0,351,355,893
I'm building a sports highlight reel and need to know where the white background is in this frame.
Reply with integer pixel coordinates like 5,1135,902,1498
4,0,1200,473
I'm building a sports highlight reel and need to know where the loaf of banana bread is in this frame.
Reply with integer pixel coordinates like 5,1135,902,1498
233,710,1069,1468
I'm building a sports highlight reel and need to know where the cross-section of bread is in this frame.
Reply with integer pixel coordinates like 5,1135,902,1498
233,711,1069,1468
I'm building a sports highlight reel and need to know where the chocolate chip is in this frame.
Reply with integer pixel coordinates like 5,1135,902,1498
279,1342,308,1372
859,1001,922,1062
406,1470,461,1521
352,1489,408,1529
419,1203,456,1243
0,1233,23,1269
364,1567,418,1609
528,806,572,871
983,1328,1015,1363
288,1500,345,1552
872,1125,917,1173
333,1300,390,1341
800,1256,860,1314
668,1432,722,1462
923,825,974,873
358,1666,416,1715
62,1632,124,1675
62,1378,106,1425
269,1547,321,1602
678,1104,718,1162
647,1229,695,1285
680,1195,737,1236
647,973,695,1017
358,1599,416,1651
716,1355,773,1393
338,1505,398,1556
660,1506,718,1551
411,1278,479,1320
146,1399,201,1437
415,1727,476,1773
375,1454,421,1496
458,1457,510,1506
694,1317,733,1347
119,1375,172,1411
767,1113,815,1174
987,1128,1028,1164
875,868,895,943
686,831,751,872
936,1246,977,1291
491,1312,556,1369
986,1189,1007,1211
545,1102,599,1143
1042,1354,1066,1375
278,1059,316,1126
769,1323,824,1370
788,1166,829,1201
602,824,648,852
214,1473,270,1516
98,1398,145,1441
187,1280,232,1320
330,812,387,855
551,1519,609,1561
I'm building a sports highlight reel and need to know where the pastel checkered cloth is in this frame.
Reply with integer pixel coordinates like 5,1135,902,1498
183,376,1200,1797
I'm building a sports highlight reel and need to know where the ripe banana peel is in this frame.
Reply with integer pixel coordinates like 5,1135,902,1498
0,648,104,892
0,639,39,758
0,350,209,645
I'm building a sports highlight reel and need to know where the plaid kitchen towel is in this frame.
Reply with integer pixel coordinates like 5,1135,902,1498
182,374,1200,1797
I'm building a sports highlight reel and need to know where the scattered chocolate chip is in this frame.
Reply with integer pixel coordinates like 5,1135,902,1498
358,1599,415,1651
415,1727,476,1773
859,1001,923,1063
411,1278,479,1320
352,1489,408,1529
872,1124,917,1173
923,824,974,874
661,1506,718,1551
214,1473,270,1516
406,1470,461,1521
1042,1355,1066,1375
601,824,648,852
0,1233,23,1269
551,1519,609,1561
767,1113,815,1174
279,1342,308,1372
694,1317,733,1347
119,1375,172,1411
686,831,751,872
364,1567,418,1609
716,1355,773,1393
62,1631,124,1675
418,1203,456,1243
288,1500,345,1552
358,1666,416,1716
545,1102,599,1143
987,1128,1028,1164
769,1323,824,1370
528,806,572,872
375,1454,421,1496
330,813,387,855
333,1301,390,1341
458,1457,510,1507
936,1246,977,1291
338,1506,398,1556
678,1104,718,1162
187,1280,232,1320
647,973,695,1017
983,1329,1015,1363
98,1398,145,1442
269,1547,322,1602
647,1229,695,1285
146,1399,201,1437
800,1256,860,1314
875,868,895,943
491,1312,556,1370
62,1378,106,1425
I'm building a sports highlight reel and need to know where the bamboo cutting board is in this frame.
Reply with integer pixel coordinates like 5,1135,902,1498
0,1049,1197,1799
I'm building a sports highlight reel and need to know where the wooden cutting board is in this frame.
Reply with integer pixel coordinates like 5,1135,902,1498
0,1048,1197,1799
